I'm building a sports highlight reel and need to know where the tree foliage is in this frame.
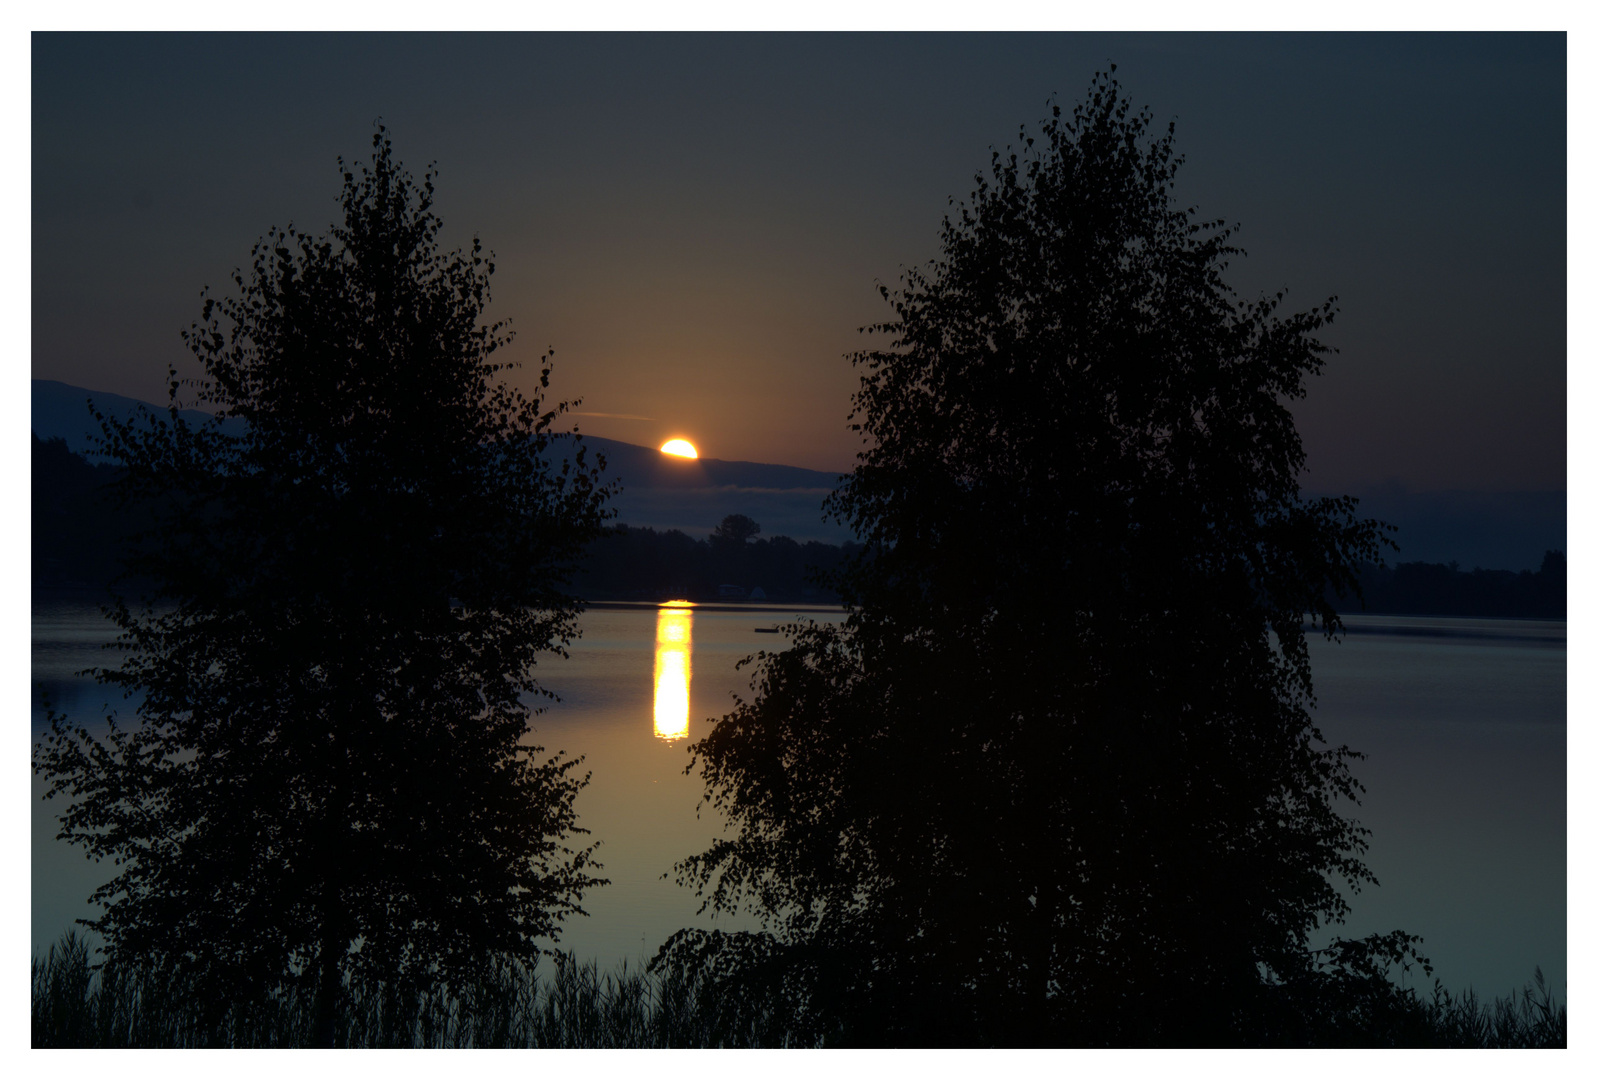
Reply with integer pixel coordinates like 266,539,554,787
34,130,613,1038
661,71,1407,1045
711,514,762,546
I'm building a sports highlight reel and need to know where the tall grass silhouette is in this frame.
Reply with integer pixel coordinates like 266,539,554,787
31,931,800,1048
33,930,1562,1048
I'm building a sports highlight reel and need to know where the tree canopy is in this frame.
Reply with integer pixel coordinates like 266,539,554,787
711,513,762,546
34,129,613,1042
661,71,1412,1045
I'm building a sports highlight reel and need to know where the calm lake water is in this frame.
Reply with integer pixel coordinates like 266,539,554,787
31,598,1565,1001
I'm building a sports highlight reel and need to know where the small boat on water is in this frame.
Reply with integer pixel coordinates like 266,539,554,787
754,626,779,633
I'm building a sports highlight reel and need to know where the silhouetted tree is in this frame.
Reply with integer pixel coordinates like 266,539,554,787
706,514,759,591
662,71,1410,1046
711,513,762,546
34,129,613,1045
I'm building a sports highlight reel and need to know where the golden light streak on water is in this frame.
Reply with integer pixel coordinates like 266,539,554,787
653,605,693,740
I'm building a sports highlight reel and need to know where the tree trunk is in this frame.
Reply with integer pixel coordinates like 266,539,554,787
312,885,344,1048
312,748,348,1048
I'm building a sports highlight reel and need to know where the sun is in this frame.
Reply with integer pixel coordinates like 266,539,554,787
660,439,699,459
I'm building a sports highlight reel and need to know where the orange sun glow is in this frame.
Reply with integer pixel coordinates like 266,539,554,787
660,439,699,459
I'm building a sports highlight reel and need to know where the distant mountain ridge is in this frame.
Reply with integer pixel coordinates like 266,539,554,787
32,379,856,544
32,380,1563,567
540,431,854,544
549,433,844,493
1304,487,1565,575
32,379,248,456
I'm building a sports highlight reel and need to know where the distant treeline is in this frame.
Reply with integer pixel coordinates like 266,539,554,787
572,522,858,603
33,433,1566,616
32,434,853,602
1342,551,1565,620
33,434,136,590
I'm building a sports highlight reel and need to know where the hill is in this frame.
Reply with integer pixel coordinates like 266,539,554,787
32,380,855,544
32,380,1565,567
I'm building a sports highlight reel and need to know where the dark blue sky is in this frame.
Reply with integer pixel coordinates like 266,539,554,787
32,32,1565,494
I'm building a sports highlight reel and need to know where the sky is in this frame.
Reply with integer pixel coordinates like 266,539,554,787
30,32,1566,496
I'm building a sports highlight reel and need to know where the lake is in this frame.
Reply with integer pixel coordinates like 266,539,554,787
30,597,1565,1001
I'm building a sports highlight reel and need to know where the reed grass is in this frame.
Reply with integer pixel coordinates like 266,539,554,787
31,931,801,1048
1415,966,1566,1049
31,930,1564,1048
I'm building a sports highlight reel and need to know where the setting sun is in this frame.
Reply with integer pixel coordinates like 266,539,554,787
660,439,698,459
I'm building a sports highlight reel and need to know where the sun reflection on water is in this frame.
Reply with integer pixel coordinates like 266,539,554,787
653,604,694,740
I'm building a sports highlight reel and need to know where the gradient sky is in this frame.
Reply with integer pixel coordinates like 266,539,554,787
31,32,1565,494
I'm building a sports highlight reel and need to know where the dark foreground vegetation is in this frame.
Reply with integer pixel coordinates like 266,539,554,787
32,931,1565,1048
34,83,1567,1049
34,130,613,1050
